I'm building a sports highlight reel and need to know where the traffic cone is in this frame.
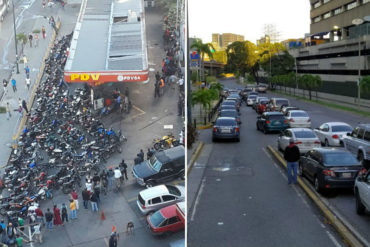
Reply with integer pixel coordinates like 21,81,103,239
100,210,106,221
112,225,116,232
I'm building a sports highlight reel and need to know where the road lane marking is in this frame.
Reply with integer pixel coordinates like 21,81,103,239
131,105,146,119
104,237,109,246
127,197,137,202
190,178,206,222
217,222,224,226
326,231,343,247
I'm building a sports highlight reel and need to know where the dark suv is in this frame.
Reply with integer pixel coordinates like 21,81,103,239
132,146,185,186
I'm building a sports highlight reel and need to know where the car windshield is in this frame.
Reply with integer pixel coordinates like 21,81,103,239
276,100,289,105
260,100,268,104
248,96,257,99
331,125,353,132
149,210,166,227
222,101,235,106
269,115,284,120
294,131,316,138
220,111,237,117
216,118,236,126
149,156,162,172
323,153,359,166
291,112,308,117
165,185,181,196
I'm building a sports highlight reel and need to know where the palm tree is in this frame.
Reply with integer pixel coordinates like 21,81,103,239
190,39,215,81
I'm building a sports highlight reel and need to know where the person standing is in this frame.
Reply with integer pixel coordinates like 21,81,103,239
138,149,144,161
3,79,8,94
0,220,6,244
34,33,39,48
6,102,11,120
109,231,118,247
71,190,79,210
154,81,160,98
284,139,301,185
85,179,93,193
155,71,161,82
107,167,114,191
24,66,30,78
33,223,42,243
21,100,28,114
35,207,44,225
25,77,31,90
45,208,53,229
42,26,46,40
69,199,77,219
22,55,28,69
81,188,90,209
6,222,16,245
61,203,68,224
11,78,17,92
53,205,63,226
120,159,128,180
113,167,122,191
28,33,33,48
90,192,99,212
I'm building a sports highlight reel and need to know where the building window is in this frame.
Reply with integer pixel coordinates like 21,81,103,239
323,0,330,3
323,12,331,19
362,0,370,4
333,7,342,15
313,1,321,8
313,16,321,23
346,1,357,10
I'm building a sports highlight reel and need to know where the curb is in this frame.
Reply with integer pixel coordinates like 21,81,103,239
187,141,204,175
266,145,364,247
14,21,61,140
197,124,212,130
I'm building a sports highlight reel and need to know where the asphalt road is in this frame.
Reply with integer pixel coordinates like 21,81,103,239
188,78,370,247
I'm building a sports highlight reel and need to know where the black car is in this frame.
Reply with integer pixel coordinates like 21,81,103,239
212,117,240,142
222,100,240,112
132,146,185,186
219,110,241,125
299,148,362,193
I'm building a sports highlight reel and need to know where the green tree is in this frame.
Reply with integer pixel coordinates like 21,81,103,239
225,41,248,77
16,33,28,51
360,76,370,94
260,51,294,77
299,74,322,100
191,39,215,81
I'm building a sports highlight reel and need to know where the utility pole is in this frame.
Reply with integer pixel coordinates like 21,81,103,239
352,18,364,107
186,0,192,125
12,0,19,74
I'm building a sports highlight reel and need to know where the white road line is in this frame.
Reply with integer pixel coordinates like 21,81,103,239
326,230,343,247
190,178,206,222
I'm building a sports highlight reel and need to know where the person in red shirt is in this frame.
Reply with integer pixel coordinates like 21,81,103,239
35,207,45,226
71,190,79,210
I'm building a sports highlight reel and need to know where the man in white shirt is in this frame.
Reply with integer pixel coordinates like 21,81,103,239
114,167,122,191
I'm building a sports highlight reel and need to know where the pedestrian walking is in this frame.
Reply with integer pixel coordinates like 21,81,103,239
94,184,101,205
15,233,30,246
69,199,77,219
17,105,23,118
100,170,108,195
120,160,128,180
107,167,114,191
85,179,93,193
42,0,46,8
154,81,160,98
21,100,28,114
24,66,30,78
45,208,53,229
28,33,33,48
284,138,301,185
34,33,39,48
22,55,28,68
109,230,118,247
42,26,46,39
49,16,56,30
3,79,8,94
155,71,161,82
82,188,90,209
25,77,30,90
53,205,63,226
90,192,99,212
138,149,144,161
134,154,141,165
114,167,122,192
6,222,16,245
33,223,42,243
6,102,11,120
61,203,68,224
71,190,79,210
35,206,44,226
11,78,16,92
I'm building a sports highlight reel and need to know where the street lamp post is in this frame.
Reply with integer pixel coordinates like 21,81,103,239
12,0,19,74
352,18,364,107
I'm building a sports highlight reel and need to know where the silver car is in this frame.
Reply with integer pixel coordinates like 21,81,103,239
137,184,185,215
314,122,353,147
285,110,311,128
278,128,321,154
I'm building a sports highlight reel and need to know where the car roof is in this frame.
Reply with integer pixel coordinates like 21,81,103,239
357,124,370,130
288,128,314,133
140,185,169,200
289,110,307,114
156,146,184,164
264,112,284,116
217,117,236,121
272,98,289,101
324,122,351,126
220,110,237,114
159,204,178,219
311,147,353,154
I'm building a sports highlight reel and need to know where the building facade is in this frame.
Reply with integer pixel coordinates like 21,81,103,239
212,33,244,49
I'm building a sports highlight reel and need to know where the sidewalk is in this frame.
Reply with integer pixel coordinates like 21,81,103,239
0,18,56,169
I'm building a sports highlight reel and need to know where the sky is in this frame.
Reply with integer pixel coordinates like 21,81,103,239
188,0,311,44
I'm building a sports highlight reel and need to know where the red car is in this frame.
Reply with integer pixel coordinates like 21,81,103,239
147,202,185,235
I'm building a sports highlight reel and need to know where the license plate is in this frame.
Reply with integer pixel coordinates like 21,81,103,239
221,129,231,133
342,173,351,178
273,122,281,126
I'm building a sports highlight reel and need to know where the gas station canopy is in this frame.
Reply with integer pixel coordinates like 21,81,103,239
64,0,148,86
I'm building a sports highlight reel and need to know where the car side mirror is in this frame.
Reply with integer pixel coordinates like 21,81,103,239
357,175,364,182
347,133,351,136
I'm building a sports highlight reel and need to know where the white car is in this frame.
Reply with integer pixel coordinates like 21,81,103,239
137,184,185,214
277,128,321,154
314,122,353,147
285,110,311,128
354,170,370,215
247,95,257,106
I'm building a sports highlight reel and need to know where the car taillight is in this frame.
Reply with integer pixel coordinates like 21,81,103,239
295,141,302,145
358,168,368,176
322,169,336,177
284,120,288,124
142,204,146,209
307,119,311,122
213,127,217,132
235,127,239,132
266,120,271,124
332,134,339,139
289,118,294,122
314,141,321,144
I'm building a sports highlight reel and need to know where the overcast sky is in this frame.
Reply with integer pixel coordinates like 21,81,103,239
188,0,311,43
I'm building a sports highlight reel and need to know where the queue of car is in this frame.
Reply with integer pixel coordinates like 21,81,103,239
217,85,370,216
